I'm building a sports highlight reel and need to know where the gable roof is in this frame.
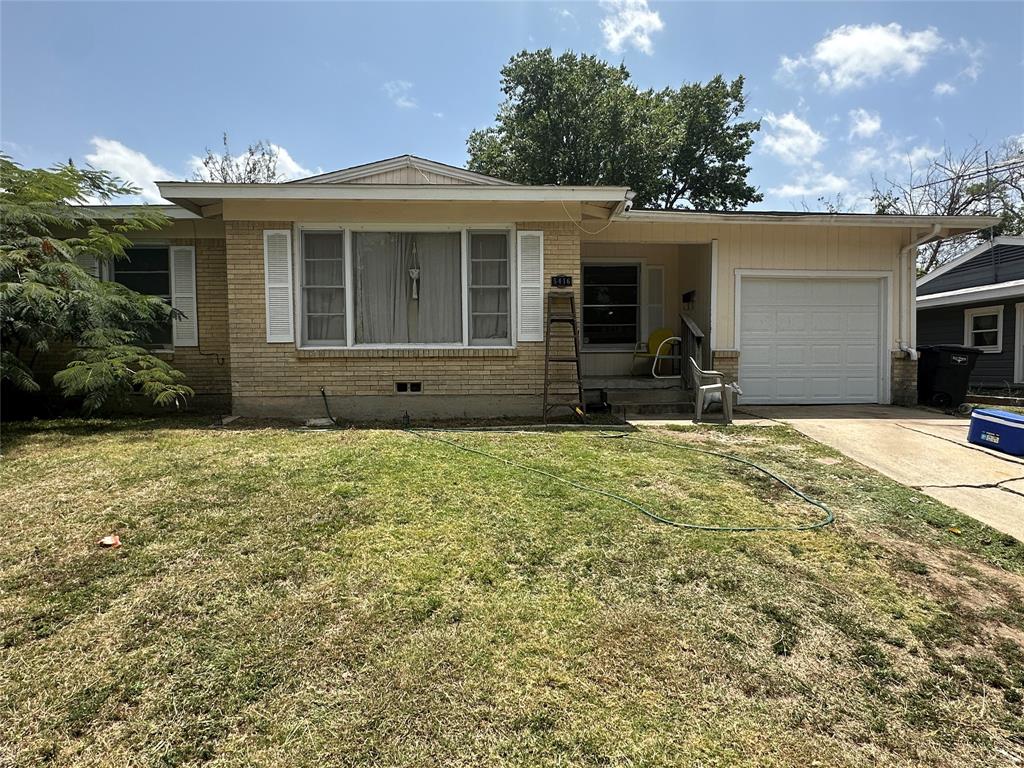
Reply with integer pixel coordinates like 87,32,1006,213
916,277,1024,308
289,154,515,186
917,236,1024,288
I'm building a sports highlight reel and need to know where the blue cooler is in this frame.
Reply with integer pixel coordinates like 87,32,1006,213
968,409,1024,456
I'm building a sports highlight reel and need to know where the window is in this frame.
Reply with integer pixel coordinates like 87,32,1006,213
301,231,345,346
353,231,462,344
469,231,511,345
111,246,173,349
964,305,1003,353
582,264,640,346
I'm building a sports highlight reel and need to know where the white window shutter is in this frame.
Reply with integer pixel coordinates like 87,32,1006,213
264,230,294,343
170,245,198,347
516,230,544,342
74,253,100,277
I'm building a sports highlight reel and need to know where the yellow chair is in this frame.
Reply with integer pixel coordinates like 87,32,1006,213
632,327,682,378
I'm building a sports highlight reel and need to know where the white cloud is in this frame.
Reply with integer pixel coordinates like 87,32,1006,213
778,23,944,90
903,144,942,168
850,146,883,172
383,80,417,109
272,145,316,180
186,143,315,182
600,0,664,55
770,172,852,198
761,111,827,165
958,39,984,81
85,138,174,203
933,81,957,96
432,111,445,119
848,108,881,140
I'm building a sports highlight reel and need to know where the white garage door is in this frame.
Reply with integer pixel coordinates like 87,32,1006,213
739,277,883,404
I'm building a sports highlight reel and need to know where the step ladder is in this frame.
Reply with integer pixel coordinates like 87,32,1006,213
542,289,585,423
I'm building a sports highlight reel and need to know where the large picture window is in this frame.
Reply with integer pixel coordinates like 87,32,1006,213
301,231,346,346
469,231,510,345
111,246,173,349
353,231,462,344
582,264,640,346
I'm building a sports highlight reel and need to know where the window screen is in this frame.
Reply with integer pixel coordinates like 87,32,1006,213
469,232,510,345
111,246,173,348
582,264,640,346
302,231,346,345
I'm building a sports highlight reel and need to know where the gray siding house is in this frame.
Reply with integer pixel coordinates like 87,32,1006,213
917,237,1024,390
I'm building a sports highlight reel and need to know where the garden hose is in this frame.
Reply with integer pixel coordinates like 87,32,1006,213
405,427,835,533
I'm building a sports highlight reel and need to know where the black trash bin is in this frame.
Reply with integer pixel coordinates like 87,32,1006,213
917,345,981,409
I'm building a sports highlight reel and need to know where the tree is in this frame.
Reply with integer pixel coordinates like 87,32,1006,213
871,137,1024,274
0,156,193,414
191,133,281,183
467,50,762,211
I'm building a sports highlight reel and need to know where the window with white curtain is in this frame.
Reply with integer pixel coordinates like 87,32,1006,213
469,231,510,345
301,231,346,346
353,231,462,344
964,305,1003,353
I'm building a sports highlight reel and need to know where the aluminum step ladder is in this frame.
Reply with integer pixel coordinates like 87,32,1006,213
542,289,585,423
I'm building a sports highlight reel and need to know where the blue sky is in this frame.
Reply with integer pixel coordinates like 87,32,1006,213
2,1,1021,210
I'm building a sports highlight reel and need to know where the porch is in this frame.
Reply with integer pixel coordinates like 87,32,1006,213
578,241,713,414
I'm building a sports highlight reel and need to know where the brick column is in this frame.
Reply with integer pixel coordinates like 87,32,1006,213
712,350,739,383
891,351,918,406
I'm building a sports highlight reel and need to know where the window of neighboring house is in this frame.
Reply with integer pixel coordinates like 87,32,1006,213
468,231,511,346
582,264,640,346
964,305,1003,353
301,231,346,346
110,246,173,349
352,231,463,344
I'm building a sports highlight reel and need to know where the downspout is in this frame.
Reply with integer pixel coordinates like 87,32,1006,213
898,224,941,360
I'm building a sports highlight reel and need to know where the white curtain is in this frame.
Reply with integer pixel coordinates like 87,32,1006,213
470,233,509,344
354,232,461,343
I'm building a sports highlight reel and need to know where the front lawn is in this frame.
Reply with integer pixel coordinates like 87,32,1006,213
2,418,1023,766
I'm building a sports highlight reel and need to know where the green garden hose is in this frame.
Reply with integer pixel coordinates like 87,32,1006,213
405,427,835,533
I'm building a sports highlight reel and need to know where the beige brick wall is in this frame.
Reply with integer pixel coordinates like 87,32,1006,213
711,350,739,384
224,221,582,415
160,237,232,400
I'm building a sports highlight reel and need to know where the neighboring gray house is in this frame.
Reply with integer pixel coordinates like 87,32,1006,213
917,236,1024,390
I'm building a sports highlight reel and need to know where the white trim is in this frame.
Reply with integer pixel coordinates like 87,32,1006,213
294,225,347,347
1016,303,1024,384
619,209,999,232
917,236,1024,287
734,269,892,405
157,181,629,204
709,239,719,351
461,229,470,345
916,278,1024,308
964,304,1004,354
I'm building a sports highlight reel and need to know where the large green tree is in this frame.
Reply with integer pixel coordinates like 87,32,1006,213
0,156,193,414
467,50,762,210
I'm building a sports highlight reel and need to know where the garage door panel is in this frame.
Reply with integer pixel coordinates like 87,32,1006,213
739,277,882,405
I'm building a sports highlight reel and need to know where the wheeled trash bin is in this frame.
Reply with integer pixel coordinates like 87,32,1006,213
917,345,981,410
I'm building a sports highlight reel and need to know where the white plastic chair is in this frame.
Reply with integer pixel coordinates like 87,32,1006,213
689,356,738,424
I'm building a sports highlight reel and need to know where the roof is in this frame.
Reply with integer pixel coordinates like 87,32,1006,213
917,236,1024,288
620,209,1000,234
289,154,516,186
916,277,1024,309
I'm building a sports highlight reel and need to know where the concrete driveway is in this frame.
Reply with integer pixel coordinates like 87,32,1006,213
742,405,1024,540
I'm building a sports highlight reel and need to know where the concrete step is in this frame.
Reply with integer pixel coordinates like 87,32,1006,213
623,401,695,416
604,389,689,405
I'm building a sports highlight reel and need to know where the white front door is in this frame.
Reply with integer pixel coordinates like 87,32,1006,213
739,277,883,404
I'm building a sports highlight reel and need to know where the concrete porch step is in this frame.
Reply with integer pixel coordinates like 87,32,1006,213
624,401,696,416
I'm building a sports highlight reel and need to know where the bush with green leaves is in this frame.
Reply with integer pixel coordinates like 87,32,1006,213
0,155,193,413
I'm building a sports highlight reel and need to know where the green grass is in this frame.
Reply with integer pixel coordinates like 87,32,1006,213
3,417,1024,766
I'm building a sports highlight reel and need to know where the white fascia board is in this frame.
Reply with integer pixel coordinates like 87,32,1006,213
618,210,1001,231
75,204,201,219
916,278,1024,308
917,236,1024,287
156,181,629,204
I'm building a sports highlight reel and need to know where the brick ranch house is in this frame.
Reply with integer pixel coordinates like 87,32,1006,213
84,155,996,419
